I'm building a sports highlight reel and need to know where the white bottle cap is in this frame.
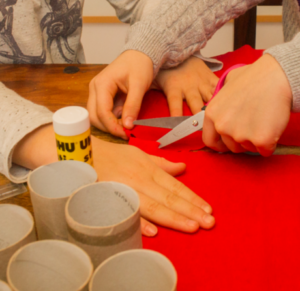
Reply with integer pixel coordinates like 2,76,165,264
53,106,90,136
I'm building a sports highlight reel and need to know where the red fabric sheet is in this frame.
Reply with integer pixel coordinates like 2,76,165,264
128,46,300,290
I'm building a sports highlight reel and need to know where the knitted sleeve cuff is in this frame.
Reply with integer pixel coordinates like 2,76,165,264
264,33,300,112
122,22,170,77
193,51,223,72
6,115,53,184
0,83,53,183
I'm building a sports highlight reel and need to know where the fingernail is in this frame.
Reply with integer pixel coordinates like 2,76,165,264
186,220,199,228
204,214,214,224
145,225,158,236
124,117,134,129
201,205,212,214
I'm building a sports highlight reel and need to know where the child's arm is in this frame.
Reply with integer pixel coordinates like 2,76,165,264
202,28,300,155
0,85,215,235
12,124,215,237
90,0,262,138
0,82,53,183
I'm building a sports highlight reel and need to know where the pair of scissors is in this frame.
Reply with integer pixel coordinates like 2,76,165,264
133,64,245,148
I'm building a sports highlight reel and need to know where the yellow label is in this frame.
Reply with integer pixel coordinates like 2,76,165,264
55,129,93,166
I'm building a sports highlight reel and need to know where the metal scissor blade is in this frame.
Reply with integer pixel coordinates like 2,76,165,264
157,110,205,148
133,116,190,129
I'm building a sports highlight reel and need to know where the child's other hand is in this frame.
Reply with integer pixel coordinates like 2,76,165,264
202,54,293,156
152,56,219,116
92,137,215,237
87,50,153,140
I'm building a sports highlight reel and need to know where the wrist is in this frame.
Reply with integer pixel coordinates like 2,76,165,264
12,124,58,170
259,54,293,108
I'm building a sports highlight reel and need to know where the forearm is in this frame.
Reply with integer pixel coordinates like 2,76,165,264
123,0,262,76
12,124,58,170
0,83,53,182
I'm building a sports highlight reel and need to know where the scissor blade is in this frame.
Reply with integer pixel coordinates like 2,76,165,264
157,111,205,148
133,116,190,129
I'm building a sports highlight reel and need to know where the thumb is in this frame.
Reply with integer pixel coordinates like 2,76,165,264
150,155,186,176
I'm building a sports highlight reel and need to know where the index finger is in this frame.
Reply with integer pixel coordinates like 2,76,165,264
153,166,213,214
122,82,147,129
94,77,128,139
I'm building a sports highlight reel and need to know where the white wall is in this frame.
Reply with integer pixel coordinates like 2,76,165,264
81,3,284,64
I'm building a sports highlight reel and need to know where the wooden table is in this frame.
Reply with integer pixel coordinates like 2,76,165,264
1,64,300,216
0,64,126,215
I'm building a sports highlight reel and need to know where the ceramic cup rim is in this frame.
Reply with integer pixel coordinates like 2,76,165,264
0,279,12,290
0,204,35,252
7,239,94,291
89,249,177,290
65,181,140,230
27,160,97,200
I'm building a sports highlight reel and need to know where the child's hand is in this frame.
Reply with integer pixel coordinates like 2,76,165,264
202,54,293,156
13,125,215,237
87,50,154,140
92,137,215,236
152,56,219,116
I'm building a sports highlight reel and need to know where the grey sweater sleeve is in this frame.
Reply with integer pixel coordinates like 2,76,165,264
265,33,300,112
121,0,263,76
0,83,53,183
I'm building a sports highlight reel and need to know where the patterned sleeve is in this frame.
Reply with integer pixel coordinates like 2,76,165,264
0,83,53,183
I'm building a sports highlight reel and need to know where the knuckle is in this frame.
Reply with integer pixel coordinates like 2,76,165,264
171,212,187,224
167,92,181,102
94,77,104,87
171,180,185,195
186,92,200,102
214,121,227,135
146,201,161,216
189,205,202,217
155,157,166,169
164,193,179,208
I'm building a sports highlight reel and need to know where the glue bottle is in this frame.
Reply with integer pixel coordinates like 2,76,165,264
53,106,93,166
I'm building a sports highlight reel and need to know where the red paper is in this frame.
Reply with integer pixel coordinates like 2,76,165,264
128,46,300,290
130,46,300,149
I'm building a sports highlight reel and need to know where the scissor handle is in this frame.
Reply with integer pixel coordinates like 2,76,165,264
205,64,246,106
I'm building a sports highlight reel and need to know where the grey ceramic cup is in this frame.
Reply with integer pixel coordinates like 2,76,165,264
0,204,36,282
0,280,12,291
65,182,142,268
27,160,97,240
7,240,93,291
89,249,177,291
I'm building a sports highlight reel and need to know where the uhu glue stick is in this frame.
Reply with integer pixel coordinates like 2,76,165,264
53,106,93,166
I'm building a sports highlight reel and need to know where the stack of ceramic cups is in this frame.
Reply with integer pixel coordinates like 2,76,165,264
0,161,177,290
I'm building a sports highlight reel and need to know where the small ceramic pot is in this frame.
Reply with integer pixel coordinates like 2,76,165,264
0,204,36,282
7,240,93,291
28,160,97,240
89,249,177,291
0,280,12,291
65,182,142,268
